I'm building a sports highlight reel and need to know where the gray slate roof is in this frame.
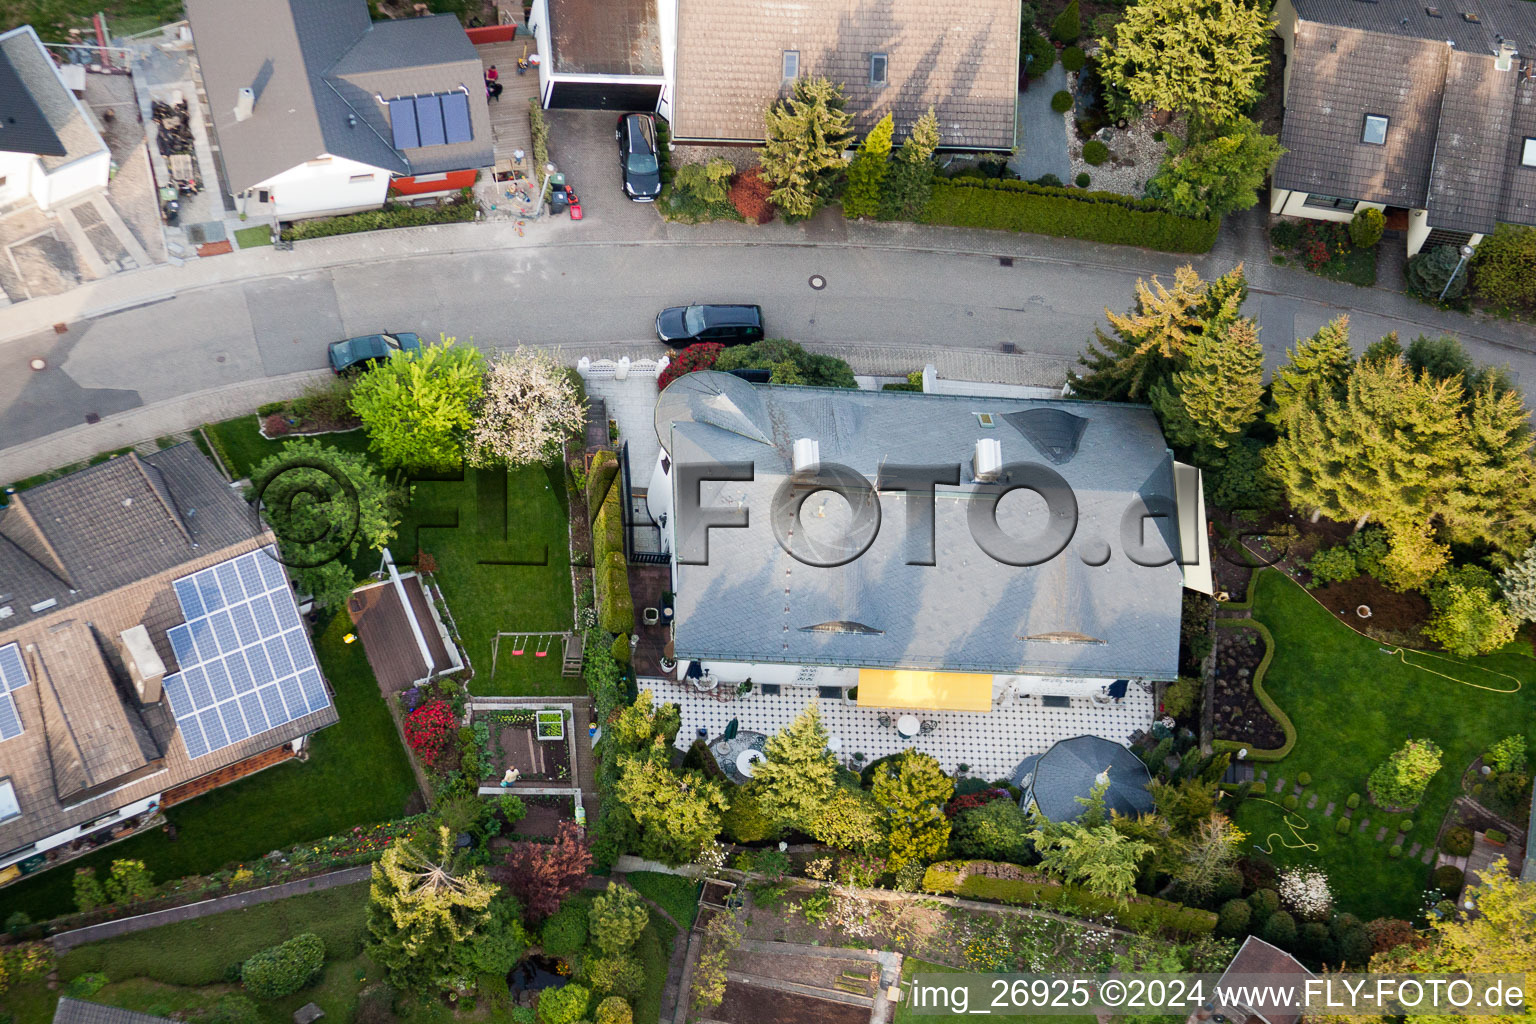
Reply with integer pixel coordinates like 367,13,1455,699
1276,0,1536,233
0,26,107,169
0,446,338,857
1013,735,1154,822
661,373,1184,679
671,0,1018,149
54,1001,177,1024
186,0,491,191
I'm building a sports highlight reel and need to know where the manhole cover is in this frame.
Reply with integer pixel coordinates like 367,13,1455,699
85,413,100,424
808,274,826,290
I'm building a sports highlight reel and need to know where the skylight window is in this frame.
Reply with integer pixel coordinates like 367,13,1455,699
0,780,18,822
1523,137,1536,168
870,53,888,86
782,50,799,79
1362,114,1389,145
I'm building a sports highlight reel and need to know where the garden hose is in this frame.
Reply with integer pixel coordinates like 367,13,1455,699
1378,647,1524,694
1248,797,1320,854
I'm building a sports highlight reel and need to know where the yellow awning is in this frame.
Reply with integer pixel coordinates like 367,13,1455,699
856,669,994,713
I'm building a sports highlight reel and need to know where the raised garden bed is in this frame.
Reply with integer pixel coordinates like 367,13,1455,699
537,708,565,740
716,981,870,1024
479,710,572,782
1212,626,1285,749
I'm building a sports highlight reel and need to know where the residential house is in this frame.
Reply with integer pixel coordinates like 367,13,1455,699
1270,0,1536,255
185,0,493,222
526,0,1019,151
0,26,111,212
0,447,338,886
1187,936,1317,1024
637,373,1206,775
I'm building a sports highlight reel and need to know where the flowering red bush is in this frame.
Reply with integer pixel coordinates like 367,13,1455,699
659,343,725,388
403,699,456,767
729,168,775,225
263,413,291,436
1302,239,1331,271
944,788,1011,818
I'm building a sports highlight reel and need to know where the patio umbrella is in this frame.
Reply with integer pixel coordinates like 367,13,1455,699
724,718,739,741
1107,679,1129,699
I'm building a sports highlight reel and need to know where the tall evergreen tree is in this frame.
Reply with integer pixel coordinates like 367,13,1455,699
366,827,498,995
842,113,893,219
1163,318,1265,452
613,756,728,866
1270,316,1354,425
753,703,838,831
879,108,941,220
871,750,954,871
760,77,854,219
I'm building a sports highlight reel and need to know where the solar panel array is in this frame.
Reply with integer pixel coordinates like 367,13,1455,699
163,548,329,760
0,642,30,741
388,92,473,150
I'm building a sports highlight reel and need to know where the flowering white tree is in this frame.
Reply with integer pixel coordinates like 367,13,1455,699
465,346,586,467
1277,866,1334,921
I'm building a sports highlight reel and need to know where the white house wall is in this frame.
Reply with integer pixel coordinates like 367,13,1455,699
657,0,676,121
255,154,393,220
0,152,36,207
0,792,162,871
31,148,111,210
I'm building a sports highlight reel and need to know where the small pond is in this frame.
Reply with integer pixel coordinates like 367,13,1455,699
1072,62,1113,139
508,955,569,992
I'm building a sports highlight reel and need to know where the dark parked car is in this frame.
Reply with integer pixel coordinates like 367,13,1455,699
616,113,662,202
655,304,765,346
328,332,421,373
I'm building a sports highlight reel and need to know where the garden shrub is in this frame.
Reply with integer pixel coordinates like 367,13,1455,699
537,983,591,1024
1082,141,1109,166
657,342,724,389
728,168,775,224
105,859,155,904
1162,676,1200,720
529,99,550,176
281,194,476,241
1406,244,1470,300
1424,565,1519,656
922,178,1218,253
581,952,645,1000
241,933,326,999
1387,844,1402,859
1282,794,1299,811
1021,28,1056,78
1471,224,1536,310
1346,528,1390,580
1441,826,1473,856
1075,172,1091,188
1261,910,1296,948
1061,46,1086,72
1270,220,1303,249
1297,772,1312,787
1217,899,1251,936
1486,828,1508,844
511,1009,537,1024
1051,90,1074,114
595,998,634,1024
1487,734,1528,773
1335,816,1352,834
949,798,1032,863
1248,888,1279,921
403,700,457,769
1051,0,1081,42
63,973,108,999
1398,819,1413,832
610,633,631,665
1346,793,1361,809
1433,865,1464,893
586,450,619,511
541,901,589,957
1348,207,1385,248
713,339,856,387
1306,546,1358,586
73,866,107,912
1368,738,1442,808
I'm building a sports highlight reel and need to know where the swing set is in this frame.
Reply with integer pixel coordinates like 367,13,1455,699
490,631,579,680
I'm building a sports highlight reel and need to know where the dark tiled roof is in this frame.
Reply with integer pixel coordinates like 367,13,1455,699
0,29,65,157
1274,23,1447,206
672,0,1018,150
1013,735,1154,822
1501,81,1536,226
0,27,107,170
54,1001,177,1024
547,0,662,76
1290,0,1536,54
1429,52,1518,233
1217,936,1316,1024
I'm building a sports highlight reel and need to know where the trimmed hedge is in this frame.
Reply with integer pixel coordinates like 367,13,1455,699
588,450,619,512
923,860,1217,937
590,451,634,635
241,932,325,999
1212,619,1294,761
281,194,476,241
921,178,1218,254
1335,816,1352,834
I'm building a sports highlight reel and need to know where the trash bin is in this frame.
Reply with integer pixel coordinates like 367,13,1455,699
548,185,569,215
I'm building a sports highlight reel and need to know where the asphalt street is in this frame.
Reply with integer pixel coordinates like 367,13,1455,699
1,240,1534,452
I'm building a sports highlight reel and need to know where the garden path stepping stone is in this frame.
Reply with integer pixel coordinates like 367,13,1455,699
1359,818,1370,832
1306,794,1318,809
1294,784,1305,796
1324,801,1335,816
1274,777,1286,792
1408,842,1422,857
1375,827,1389,841
294,1005,325,1024
1258,770,1269,780
1420,849,1434,864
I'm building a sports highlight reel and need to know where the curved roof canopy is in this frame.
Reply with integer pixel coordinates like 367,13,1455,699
1013,734,1154,822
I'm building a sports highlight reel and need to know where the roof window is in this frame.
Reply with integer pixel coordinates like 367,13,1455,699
1425,6,1442,14
782,50,799,79
1523,137,1536,167
1362,114,1389,145
869,53,888,86
0,780,18,822
1460,10,1479,21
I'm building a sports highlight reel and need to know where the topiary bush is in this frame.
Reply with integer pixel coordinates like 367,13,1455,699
1082,140,1109,166
1346,793,1361,809
1217,898,1251,936
1336,816,1352,834
1349,207,1385,248
1051,0,1081,43
1262,910,1297,947
1433,865,1465,893
594,997,634,1024
1387,844,1403,859
538,982,591,1024
1297,772,1312,786
1442,826,1474,856
1060,46,1086,72
1247,888,1279,922
241,933,326,999
541,901,589,957
1398,818,1413,832
1051,90,1074,114
1283,794,1299,811
1075,172,1090,188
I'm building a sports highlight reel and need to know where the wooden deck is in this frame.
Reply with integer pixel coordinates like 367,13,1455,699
347,577,453,694
478,41,541,173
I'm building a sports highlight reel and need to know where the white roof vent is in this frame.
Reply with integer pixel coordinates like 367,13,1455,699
974,438,1003,482
234,86,255,122
792,437,820,476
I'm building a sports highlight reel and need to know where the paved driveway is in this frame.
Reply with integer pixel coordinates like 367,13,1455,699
545,109,668,240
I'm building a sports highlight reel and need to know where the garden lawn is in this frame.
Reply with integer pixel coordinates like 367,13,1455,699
894,959,1098,1024
203,415,371,480
628,870,701,928
1232,569,1535,921
234,225,274,248
1,614,417,922
399,464,575,695
1317,245,1377,286
635,916,675,1024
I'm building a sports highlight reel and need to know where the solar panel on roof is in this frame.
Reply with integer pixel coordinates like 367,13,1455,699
0,645,28,741
442,91,472,144
0,697,20,741
415,95,446,147
389,97,419,149
164,548,330,759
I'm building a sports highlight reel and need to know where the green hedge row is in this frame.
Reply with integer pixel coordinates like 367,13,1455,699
923,860,1217,937
1211,617,1295,761
920,178,1219,253
280,194,476,241
588,450,619,512
591,453,634,635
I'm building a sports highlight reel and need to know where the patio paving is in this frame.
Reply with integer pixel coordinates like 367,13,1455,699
645,676,1155,779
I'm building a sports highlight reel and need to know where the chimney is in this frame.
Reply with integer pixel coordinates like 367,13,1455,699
233,86,255,122
792,438,820,477
973,438,1003,482
119,624,165,704
1495,41,1517,71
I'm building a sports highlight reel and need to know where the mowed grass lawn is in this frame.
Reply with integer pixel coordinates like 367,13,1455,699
1232,570,1535,921
895,960,1098,1024
400,464,576,695
2,615,418,922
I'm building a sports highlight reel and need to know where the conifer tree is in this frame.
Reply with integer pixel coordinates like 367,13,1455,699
1501,546,1536,622
879,108,941,219
1270,316,1354,425
843,113,893,219
760,77,854,219
871,750,954,871
1166,319,1265,451
753,703,839,830
366,827,498,995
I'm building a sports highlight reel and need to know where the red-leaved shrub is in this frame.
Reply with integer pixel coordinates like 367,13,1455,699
659,342,725,388
403,700,456,767
944,788,1011,818
729,168,775,225
263,413,291,436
